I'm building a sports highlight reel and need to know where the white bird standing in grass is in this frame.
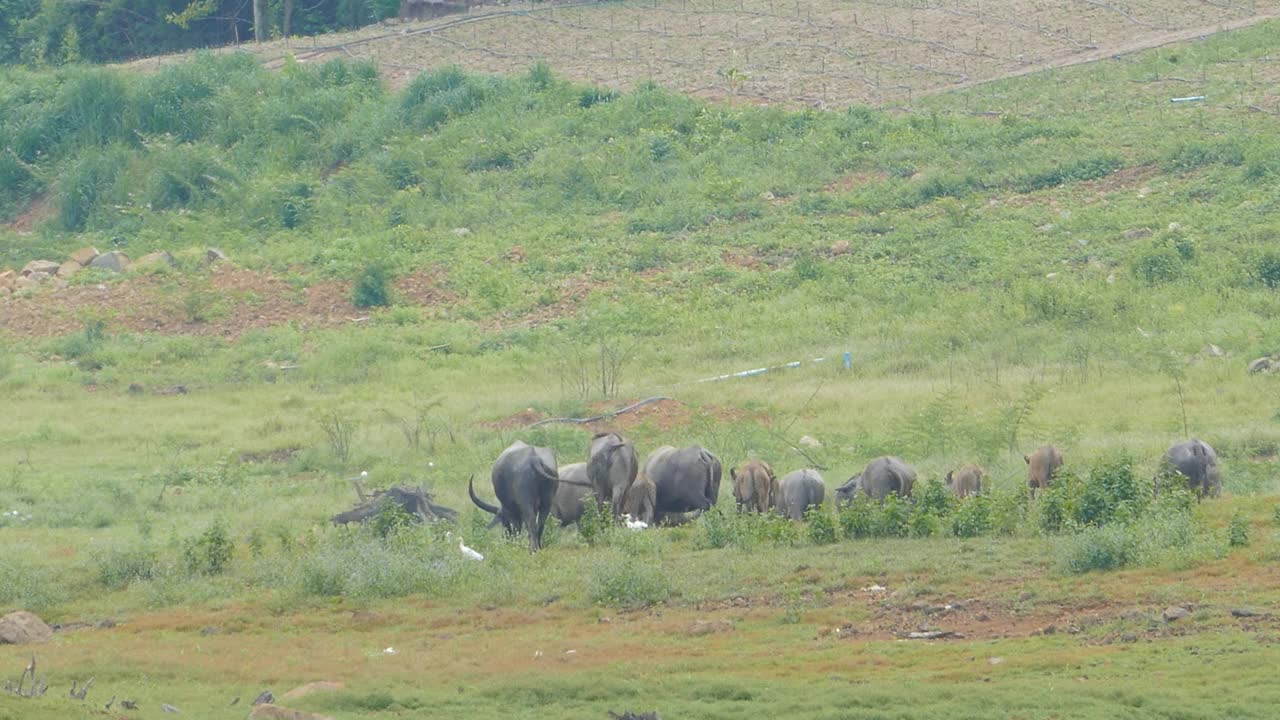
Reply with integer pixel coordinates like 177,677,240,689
623,514,648,530
447,531,484,561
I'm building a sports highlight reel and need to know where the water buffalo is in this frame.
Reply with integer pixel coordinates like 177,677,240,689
1164,439,1221,499
945,464,984,498
620,472,657,526
731,460,777,513
1025,445,1063,496
468,440,559,552
551,462,594,526
836,456,917,504
587,432,640,518
643,445,722,524
774,469,825,521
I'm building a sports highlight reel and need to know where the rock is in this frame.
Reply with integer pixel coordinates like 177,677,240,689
1163,606,1191,622
89,251,131,273
281,681,344,702
134,251,175,270
69,247,100,266
96,618,117,629
199,626,220,636
1230,608,1262,618
798,435,822,449
1168,222,1183,232
0,269,14,289
1207,344,1225,358
57,260,82,278
1120,633,1138,643
27,271,51,283
1045,272,1058,279
206,248,229,264
1247,357,1277,374
987,657,1005,665
451,227,470,236
248,707,335,720
13,276,39,292
830,240,850,255
1122,227,1153,240
686,619,734,636
1106,272,1116,284
0,611,54,644
21,259,60,276
253,690,276,705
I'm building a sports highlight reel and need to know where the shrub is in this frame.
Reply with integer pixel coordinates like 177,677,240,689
183,521,235,576
1253,251,1280,290
838,496,876,539
588,556,670,608
353,263,392,308
371,500,415,539
910,511,942,538
875,494,911,538
951,495,991,538
1059,523,1134,573
1038,469,1082,534
93,542,159,589
694,505,737,549
806,507,838,545
577,499,611,546
1228,512,1250,548
917,477,955,517
1076,456,1146,527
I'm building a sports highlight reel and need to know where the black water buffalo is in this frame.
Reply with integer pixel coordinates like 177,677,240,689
1025,445,1063,497
836,456,916,504
587,432,640,518
643,445,722,524
469,440,559,552
551,462,594,526
1164,439,1221,499
774,469,825,521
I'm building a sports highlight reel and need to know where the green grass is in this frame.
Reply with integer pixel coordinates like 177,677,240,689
3,18,1280,720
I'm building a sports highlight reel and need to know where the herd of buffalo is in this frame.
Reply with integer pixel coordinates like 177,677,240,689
467,433,1224,551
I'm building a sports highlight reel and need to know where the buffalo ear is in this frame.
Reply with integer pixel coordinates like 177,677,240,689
1024,455,1031,464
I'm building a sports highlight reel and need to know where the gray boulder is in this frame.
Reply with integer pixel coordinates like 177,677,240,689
21,259,60,276
0,610,53,644
90,251,131,273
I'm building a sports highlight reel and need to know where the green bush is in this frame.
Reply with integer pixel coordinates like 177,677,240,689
588,556,671,609
183,521,235,576
1253,251,1280,290
353,263,393,308
806,508,838,545
839,496,876,539
1076,456,1147,527
876,494,912,538
93,542,159,589
1228,512,1251,548
577,499,611,547
917,477,955,517
951,495,991,538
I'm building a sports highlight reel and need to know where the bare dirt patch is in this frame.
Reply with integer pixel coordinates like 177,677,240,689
120,1,1277,108
0,264,457,340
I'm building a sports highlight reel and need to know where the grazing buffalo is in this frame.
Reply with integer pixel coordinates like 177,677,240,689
620,472,657,526
1025,445,1064,496
775,469,825,521
1164,439,1221,499
643,445,722,525
945,464,984,498
551,462,594,526
468,440,559,552
731,460,777,513
587,432,640,517
836,456,917,504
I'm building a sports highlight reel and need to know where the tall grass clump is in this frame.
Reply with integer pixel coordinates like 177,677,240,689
279,525,471,600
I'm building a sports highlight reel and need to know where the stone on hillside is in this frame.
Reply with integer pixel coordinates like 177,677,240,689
134,251,175,270
248,705,335,720
830,240,850,255
1248,357,1277,375
0,269,14,289
1207,344,1225,358
686,619,733,636
1162,606,1191,622
58,260,82,278
206,248,229,264
281,681,344,702
14,276,39,292
90,251,131,273
27,271,51,283
21,259,60,276
0,611,53,644
69,247,100,266
1122,227,1153,241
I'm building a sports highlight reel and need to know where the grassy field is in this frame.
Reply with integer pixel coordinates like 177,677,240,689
1,13,1280,720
